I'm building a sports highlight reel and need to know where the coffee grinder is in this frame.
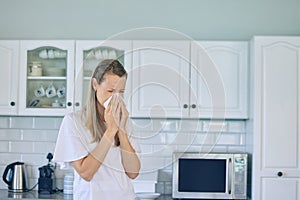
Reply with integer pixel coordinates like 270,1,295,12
38,153,56,194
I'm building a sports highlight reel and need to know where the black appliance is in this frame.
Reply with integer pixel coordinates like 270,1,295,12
38,153,56,194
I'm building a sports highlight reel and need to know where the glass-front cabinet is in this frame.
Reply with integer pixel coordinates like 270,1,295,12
19,40,75,116
75,40,132,112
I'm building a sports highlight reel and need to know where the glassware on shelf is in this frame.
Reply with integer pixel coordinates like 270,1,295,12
26,46,68,109
28,62,42,76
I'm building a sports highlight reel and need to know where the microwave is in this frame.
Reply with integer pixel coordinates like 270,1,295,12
172,152,248,199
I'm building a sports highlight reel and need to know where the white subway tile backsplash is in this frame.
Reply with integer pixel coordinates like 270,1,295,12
137,131,166,145
203,120,228,132
21,154,47,166
34,117,62,130
0,115,246,194
140,156,166,173
10,117,34,129
0,129,22,140
0,141,9,152
0,117,9,128
228,120,246,132
166,132,198,145
22,130,58,142
177,120,202,132
10,141,34,153
33,142,56,154
0,153,21,165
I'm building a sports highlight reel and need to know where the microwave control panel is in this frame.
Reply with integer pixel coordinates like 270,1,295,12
233,154,248,197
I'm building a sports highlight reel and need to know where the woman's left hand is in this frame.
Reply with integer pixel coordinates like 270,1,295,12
118,98,129,134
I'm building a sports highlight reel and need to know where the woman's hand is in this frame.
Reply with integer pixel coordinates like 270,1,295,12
104,95,120,133
119,98,129,134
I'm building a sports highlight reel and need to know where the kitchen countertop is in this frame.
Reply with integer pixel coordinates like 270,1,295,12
0,190,173,200
0,190,72,200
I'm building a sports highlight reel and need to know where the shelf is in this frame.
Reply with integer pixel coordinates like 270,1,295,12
27,76,66,80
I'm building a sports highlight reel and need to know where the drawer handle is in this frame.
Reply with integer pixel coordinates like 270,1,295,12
10,101,16,106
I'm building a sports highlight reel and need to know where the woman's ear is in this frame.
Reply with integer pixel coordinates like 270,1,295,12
92,78,98,91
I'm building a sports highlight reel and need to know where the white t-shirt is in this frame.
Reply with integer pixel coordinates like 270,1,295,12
53,110,141,200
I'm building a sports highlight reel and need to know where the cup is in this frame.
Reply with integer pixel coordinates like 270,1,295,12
108,50,117,59
57,86,66,98
102,49,108,59
94,49,103,60
52,100,61,107
39,50,48,59
48,49,54,59
34,85,45,97
46,84,56,98
63,174,74,195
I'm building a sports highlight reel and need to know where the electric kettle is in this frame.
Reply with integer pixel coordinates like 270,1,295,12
2,161,28,192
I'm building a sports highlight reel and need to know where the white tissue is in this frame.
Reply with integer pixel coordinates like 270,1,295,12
103,96,112,108
103,93,120,108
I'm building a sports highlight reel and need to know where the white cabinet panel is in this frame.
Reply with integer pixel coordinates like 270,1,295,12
262,178,299,200
191,41,248,119
19,40,75,116
252,36,300,200
132,40,190,118
0,41,19,115
262,43,299,169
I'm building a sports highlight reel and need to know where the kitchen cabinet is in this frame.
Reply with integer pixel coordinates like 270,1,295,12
75,40,133,111
251,36,300,200
0,41,19,115
191,41,248,119
19,40,75,116
131,40,248,119
132,40,190,118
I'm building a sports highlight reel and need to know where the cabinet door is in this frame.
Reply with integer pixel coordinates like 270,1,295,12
19,40,75,116
261,178,300,200
191,41,248,119
0,41,19,115
75,40,132,112
252,36,300,200
132,40,190,118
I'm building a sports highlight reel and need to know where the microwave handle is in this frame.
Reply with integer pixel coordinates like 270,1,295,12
228,158,232,195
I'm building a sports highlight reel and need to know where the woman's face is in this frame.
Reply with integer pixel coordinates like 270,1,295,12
92,73,126,106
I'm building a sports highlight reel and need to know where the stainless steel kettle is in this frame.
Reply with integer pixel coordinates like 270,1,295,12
2,161,28,192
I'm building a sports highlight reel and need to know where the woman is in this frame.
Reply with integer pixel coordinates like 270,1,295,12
53,59,141,200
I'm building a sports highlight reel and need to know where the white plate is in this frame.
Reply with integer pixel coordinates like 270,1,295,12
135,192,160,200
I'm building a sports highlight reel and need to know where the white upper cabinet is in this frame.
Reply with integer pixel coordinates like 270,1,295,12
132,40,190,118
252,36,300,200
75,40,133,111
19,40,75,116
191,41,248,119
131,40,248,119
0,41,19,115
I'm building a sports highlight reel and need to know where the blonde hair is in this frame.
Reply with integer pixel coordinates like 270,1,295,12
84,59,127,145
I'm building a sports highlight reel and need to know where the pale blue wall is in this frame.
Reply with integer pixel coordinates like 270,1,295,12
0,0,299,40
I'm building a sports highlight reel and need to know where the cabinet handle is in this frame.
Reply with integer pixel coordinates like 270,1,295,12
277,171,283,177
183,104,188,109
191,104,196,109
67,102,72,107
75,102,80,107
10,101,15,106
